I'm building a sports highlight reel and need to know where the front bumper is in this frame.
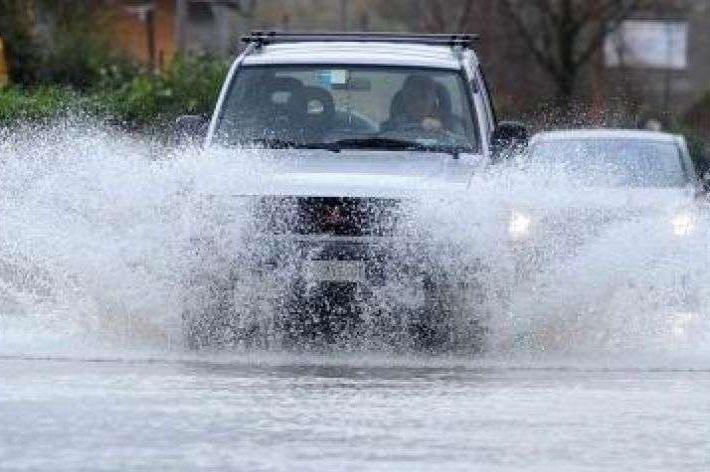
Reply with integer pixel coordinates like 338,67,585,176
253,234,434,286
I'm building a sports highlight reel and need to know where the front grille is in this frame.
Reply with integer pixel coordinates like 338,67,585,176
254,196,401,237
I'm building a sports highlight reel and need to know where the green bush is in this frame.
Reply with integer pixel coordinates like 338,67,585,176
0,85,81,123
669,120,708,176
682,129,708,176
0,54,229,131
93,54,228,128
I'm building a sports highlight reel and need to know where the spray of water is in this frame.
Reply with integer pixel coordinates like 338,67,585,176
1,121,708,358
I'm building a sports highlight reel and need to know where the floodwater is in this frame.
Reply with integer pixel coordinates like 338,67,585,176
1,123,710,471
2,354,710,471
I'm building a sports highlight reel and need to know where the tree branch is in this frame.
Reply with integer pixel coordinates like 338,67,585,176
574,0,640,68
456,0,474,32
217,0,257,18
499,0,562,80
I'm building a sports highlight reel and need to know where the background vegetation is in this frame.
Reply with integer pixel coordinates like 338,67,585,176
0,0,706,168
0,0,228,131
1,54,227,130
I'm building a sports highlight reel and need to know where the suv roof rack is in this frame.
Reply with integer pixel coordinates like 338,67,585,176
241,31,479,48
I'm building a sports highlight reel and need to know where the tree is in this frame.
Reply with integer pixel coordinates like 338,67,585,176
219,0,258,18
419,0,474,32
499,0,646,108
0,0,41,83
373,0,473,32
35,0,120,88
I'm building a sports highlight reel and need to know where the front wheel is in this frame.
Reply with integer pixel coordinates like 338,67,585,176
411,274,488,352
181,272,285,350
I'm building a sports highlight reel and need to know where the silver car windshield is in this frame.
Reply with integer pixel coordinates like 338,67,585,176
216,65,478,153
529,139,689,188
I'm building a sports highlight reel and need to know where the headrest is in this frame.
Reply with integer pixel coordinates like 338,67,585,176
263,77,305,108
390,90,405,119
434,83,451,113
264,76,303,93
302,86,335,119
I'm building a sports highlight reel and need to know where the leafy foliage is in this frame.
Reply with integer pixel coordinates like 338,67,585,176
93,54,228,128
0,55,228,130
674,125,709,175
0,85,79,123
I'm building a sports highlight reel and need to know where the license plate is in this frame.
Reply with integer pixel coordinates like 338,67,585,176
304,260,367,283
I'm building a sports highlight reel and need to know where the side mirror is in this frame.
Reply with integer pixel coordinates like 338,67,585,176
173,115,208,145
491,121,529,161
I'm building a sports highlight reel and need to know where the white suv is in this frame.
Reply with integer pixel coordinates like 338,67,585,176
179,32,526,349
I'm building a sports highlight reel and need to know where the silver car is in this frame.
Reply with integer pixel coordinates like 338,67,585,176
178,32,527,349
514,129,706,341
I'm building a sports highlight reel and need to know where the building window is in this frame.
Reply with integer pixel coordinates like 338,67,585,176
604,20,688,70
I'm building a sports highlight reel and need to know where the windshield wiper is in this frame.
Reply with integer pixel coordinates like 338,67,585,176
242,137,474,158
327,137,473,158
248,137,419,152
330,137,424,150
243,138,340,152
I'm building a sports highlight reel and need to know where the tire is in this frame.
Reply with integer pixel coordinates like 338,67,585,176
278,281,363,348
412,273,488,352
181,272,278,350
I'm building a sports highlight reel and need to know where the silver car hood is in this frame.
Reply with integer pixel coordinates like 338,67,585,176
218,149,485,198
510,187,695,214
511,186,700,262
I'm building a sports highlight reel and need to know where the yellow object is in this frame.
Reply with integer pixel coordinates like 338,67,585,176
0,37,8,87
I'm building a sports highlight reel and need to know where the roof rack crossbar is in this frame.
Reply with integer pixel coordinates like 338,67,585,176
241,31,479,48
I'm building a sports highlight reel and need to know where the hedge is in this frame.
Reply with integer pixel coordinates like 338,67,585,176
0,55,228,131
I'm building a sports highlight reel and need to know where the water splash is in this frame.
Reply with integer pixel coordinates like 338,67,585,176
1,121,708,357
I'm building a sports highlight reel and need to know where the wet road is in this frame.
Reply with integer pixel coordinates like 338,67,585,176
2,355,710,471
2,125,710,471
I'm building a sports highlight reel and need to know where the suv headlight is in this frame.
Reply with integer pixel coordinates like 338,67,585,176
668,311,700,341
671,211,696,237
509,210,532,241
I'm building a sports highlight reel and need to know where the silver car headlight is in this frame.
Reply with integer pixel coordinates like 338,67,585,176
668,311,701,342
671,211,696,237
509,210,533,241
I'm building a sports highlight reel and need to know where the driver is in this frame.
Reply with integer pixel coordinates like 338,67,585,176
383,75,445,133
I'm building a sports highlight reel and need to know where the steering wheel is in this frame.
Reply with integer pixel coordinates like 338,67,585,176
380,121,459,144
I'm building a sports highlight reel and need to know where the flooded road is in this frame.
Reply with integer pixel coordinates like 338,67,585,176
2,354,710,471
2,124,710,470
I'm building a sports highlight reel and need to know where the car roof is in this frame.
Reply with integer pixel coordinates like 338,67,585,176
241,41,469,69
531,129,681,144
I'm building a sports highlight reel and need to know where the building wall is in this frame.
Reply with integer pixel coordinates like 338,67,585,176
601,0,710,127
179,2,243,57
109,0,176,68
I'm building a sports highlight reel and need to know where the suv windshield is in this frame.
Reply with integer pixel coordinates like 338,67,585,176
215,65,478,154
529,139,689,188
